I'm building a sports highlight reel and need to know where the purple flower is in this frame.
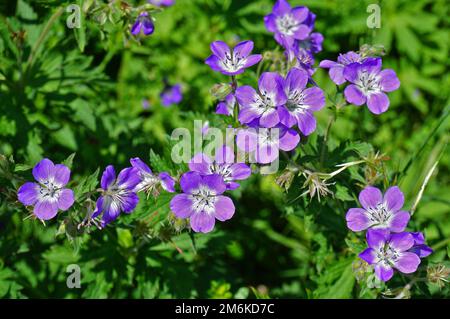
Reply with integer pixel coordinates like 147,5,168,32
17,158,74,220
346,186,410,233
170,172,235,233
236,125,300,164
93,165,141,226
409,232,433,258
264,0,312,47
142,99,150,110
189,145,251,190
216,93,236,116
359,229,421,282
161,84,182,107
148,0,174,7
131,12,154,36
319,51,364,85
130,157,175,194
278,67,325,135
343,58,400,114
236,72,287,128
205,40,262,76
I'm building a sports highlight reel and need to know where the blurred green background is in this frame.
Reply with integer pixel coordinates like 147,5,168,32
0,0,448,298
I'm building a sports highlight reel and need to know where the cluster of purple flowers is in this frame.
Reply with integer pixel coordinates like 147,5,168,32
346,186,432,282
17,158,175,227
320,53,400,114
170,145,251,233
205,7,325,165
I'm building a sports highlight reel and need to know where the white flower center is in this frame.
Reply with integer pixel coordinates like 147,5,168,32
136,172,160,192
190,185,217,215
251,90,277,115
38,181,61,202
276,14,299,36
258,128,280,146
356,70,381,96
287,90,309,114
375,243,400,267
209,163,233,182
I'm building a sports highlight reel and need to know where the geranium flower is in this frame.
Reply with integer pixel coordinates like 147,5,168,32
319,51,364,85
359,229,421,282
130,157,175,194
170,172,235,233
264,0,311,47
343,57,400,114
131,12,154,36
161,84,182,107
17,158,74,220
346,186,410,232
205,40,262,76
92,165,141,226
236,72,287,128
189,145,251,190
236,125,300,164
278,67,325,135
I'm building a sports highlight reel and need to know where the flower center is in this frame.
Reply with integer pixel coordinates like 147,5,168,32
375,243,400,267
258,128,279,146
190,186,217,214
366,203,392,228
356,70,381,96
287,90,308,114
209,163,233,182
276,14,299,36
38,181,61,202
104,184,133,209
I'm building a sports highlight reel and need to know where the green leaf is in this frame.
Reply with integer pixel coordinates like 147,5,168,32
62,153,76,169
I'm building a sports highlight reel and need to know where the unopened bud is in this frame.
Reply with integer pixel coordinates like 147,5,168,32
210,83,232,100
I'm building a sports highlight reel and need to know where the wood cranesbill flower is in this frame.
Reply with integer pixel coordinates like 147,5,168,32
205,40,262,76
236,125,300,164
130,157,175,194
160,84,183,107
346,186,410,232
264,0,312,47
359,229,421,282
278,67,325,136
131,12,154,36
92,165,141,226
17,158,74,220
319,51,364,85
189,145,251,190
170,172,235,233
343,57,400,114
236,72,287,128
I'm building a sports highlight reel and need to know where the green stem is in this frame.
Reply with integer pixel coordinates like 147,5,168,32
319,112,336,168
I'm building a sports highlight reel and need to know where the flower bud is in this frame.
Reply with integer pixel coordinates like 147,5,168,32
210,83,232,100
